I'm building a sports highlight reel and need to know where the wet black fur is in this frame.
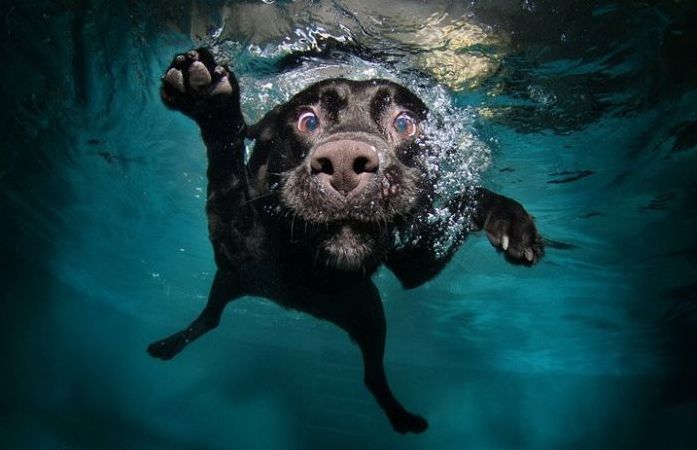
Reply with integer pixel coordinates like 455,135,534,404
148,47,544,434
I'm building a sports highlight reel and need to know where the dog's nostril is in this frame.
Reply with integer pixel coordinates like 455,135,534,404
311,157,334,175
353,156,378,174
353,157,367,174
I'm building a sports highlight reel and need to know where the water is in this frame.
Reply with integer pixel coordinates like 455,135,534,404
1,1,696,449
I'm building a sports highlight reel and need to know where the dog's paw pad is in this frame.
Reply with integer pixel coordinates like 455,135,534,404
160,48,235,116
165,68,185,93
188,61,212,90
210,68,233,96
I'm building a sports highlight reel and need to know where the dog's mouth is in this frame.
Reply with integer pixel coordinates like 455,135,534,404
279,173,409,270
318,222,383,271
283,215,389,271
280,164,421,224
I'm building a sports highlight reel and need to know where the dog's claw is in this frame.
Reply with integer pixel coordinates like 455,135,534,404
501,234,509,251
524,247,534,262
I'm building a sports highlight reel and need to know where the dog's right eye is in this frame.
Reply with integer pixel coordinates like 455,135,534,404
297,111,320,133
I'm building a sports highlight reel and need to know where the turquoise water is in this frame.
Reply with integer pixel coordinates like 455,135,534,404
1,1,696,449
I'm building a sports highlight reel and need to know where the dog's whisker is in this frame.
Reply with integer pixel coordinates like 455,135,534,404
290,213,297,241
241,191,274,205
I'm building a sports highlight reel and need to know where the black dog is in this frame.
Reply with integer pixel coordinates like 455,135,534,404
147,48,543,434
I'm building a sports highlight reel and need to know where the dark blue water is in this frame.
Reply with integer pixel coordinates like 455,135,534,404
2,1,696,449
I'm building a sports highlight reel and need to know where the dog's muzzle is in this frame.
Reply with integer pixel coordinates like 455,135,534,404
309,139,380,198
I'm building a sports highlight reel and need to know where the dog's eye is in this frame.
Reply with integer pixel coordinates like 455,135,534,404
297,111,320,133
393,112,418,137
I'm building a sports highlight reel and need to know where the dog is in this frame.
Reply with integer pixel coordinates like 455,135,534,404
147,47,544,434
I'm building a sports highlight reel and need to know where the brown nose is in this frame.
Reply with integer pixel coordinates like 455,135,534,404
310,140,380,196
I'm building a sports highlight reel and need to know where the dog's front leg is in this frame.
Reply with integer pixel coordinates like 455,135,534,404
160,47,258,268
160,47,248,200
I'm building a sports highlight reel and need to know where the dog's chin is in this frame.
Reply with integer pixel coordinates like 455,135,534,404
322,224,377,271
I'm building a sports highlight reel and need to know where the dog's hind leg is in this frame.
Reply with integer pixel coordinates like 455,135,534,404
147,270,239,360
314,280,429,434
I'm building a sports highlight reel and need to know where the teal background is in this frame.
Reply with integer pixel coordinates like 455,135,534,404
1,1,696,449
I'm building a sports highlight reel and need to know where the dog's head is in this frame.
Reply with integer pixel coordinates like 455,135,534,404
250,79,431,271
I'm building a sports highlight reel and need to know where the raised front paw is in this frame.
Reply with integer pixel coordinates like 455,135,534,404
160,48,238,119
484,198,544,265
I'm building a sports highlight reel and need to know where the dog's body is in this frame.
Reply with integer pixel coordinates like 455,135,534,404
148,48,543,433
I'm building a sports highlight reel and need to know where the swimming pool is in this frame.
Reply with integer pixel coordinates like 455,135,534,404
1,1,696,449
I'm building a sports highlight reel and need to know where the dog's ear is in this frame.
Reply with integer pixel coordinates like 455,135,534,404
247,105,281,140
247,105,283,176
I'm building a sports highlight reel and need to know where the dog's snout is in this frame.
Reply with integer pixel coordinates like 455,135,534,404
310,140,379,196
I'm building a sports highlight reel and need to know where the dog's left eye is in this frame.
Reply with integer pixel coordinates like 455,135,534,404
393,112,418,137
297,111,320,133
